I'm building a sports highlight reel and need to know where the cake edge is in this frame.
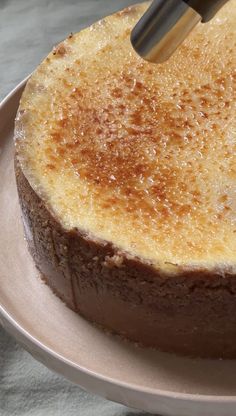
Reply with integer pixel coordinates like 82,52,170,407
15,159,236,358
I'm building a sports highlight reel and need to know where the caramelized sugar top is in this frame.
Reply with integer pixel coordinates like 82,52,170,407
16,2,236,270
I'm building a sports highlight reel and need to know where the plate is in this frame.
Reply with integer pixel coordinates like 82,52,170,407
1,80,236,416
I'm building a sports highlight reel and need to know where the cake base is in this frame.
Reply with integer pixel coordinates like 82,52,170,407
15,162,236,358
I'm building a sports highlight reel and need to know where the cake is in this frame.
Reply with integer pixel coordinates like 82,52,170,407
14,1,236,358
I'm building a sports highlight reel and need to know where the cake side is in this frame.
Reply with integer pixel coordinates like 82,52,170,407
15,1,236,271
16,161,236,358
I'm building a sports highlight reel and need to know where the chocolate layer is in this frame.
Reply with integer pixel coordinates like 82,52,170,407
15,161,236,358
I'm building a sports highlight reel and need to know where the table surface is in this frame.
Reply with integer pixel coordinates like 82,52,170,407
0,1,149,415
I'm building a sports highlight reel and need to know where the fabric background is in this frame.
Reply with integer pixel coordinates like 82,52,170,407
0,1,150,415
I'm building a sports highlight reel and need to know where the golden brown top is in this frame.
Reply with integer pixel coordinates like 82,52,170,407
15,1,236,272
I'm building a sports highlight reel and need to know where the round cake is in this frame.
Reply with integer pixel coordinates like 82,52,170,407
15,1,236,358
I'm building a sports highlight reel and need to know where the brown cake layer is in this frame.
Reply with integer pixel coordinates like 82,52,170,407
15,162,236,358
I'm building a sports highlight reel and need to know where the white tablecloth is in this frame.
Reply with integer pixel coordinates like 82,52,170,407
0,1,149,415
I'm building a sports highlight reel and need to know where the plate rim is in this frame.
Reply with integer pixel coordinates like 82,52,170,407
1,79,236,410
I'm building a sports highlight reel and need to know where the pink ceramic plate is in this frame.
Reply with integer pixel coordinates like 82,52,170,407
1,80,236,416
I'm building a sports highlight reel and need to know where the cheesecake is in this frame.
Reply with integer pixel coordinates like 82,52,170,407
15,1,236,358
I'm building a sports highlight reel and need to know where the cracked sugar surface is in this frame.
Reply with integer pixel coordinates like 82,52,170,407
15,1,236,271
